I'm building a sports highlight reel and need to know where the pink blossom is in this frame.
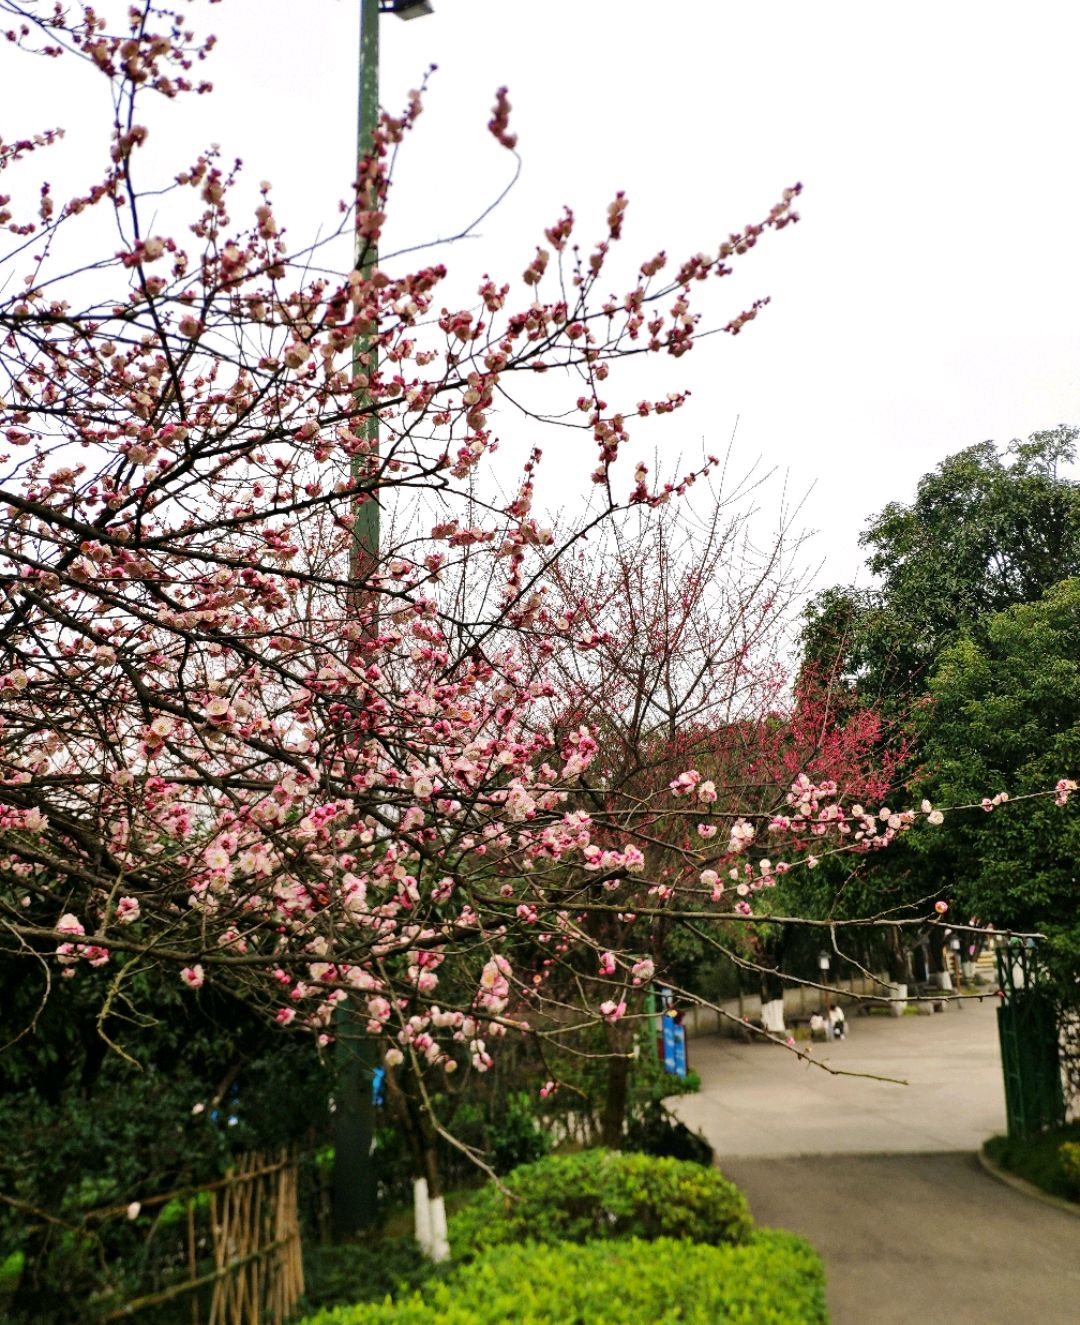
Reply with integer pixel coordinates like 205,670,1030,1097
116,896,140,924
598,950,616,976
728,818,755,852
180,965,205,990
631,957,655,984
668,769,701,797
599,999,626,1023
622,845,645,872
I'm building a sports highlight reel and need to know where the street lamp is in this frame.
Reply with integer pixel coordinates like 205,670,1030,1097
382,0,434,15
351,0,435,589
335,0,434,1247
818,951,832,1037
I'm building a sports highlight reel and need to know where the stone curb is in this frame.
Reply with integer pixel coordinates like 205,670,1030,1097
977,1145,1080,1218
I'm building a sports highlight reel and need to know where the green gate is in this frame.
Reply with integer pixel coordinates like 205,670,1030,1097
996,942,1066,1141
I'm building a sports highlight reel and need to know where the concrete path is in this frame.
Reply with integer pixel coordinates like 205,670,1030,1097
670,995,1007,1155
721,1152,1080,1325
667,999,1080,1324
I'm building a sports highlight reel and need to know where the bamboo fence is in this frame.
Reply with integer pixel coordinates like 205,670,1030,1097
101,1150,304,1325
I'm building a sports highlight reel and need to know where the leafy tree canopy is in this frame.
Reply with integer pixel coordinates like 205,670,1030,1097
919,577,1080,975
803,425,1080,706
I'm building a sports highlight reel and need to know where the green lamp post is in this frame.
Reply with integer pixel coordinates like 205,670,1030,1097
333,0,434,1244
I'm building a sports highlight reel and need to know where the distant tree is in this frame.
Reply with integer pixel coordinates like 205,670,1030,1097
802,426,1080,708
785,430,1080,976
921,577,1080,978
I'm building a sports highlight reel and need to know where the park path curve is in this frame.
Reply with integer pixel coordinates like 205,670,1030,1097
667,998,1079,1324
722,1152,1079,1325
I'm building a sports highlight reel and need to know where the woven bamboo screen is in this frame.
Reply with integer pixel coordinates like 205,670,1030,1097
102,1150,304,1325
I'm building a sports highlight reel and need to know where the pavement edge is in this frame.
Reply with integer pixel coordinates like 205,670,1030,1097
977,1145,1080,1219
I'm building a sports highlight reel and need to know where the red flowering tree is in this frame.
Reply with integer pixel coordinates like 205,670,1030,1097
507,495,918,1139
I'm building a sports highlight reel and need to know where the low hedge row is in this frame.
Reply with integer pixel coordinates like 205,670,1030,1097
984,1122,1080,1203
448,1148,753,1253
298,1231,828,1325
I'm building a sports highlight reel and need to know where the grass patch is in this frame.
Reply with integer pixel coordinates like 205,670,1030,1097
984,1122,1080,1203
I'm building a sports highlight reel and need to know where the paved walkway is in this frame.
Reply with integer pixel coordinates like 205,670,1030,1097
722,1152,1079,1325
670,995,1007,1155
667,999,1080,1324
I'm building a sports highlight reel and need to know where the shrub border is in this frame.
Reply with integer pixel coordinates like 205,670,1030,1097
977,1144,1080,1218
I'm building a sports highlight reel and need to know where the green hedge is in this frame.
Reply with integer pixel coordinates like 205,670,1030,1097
297,1231,827,1325
984,1122,1080,1203
448,1149,752,1254
299,1239,446,1314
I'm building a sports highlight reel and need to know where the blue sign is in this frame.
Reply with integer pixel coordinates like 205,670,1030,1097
662,1014,687,1078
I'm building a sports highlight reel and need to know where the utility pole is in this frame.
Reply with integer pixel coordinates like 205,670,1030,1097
332,0,433,1246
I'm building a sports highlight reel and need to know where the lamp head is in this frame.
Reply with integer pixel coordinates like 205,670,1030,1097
381,0,434,17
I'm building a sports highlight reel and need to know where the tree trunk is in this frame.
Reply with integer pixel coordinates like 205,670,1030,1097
384,1066,449,1260
331,1008,378,1242
422,1140,449,1261
599,1017,634,1148
886,929,911,984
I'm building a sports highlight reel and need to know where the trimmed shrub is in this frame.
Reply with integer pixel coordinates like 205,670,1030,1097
299,1238,445,1314
984,1122,1080,1203
448,1149,752,1255
624,1102,714,1166
295,1232,828,1325
1059,1141,1080,1197
487,1091,551,1174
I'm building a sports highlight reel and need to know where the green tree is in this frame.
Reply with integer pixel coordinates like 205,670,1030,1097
803,426,1080,707
789,428,1080,975
921,577,1080,975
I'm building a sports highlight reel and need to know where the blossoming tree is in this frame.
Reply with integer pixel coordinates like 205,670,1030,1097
0,0,801,1075
0,2,1072,1261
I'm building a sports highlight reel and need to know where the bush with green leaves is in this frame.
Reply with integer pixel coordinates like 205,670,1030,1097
1060,1142,1080,1196
295,1231,827,1325
624,1102,714,1166
448,1149,751,1255
487,1090,552,1174
300,1238,446,1314
0,962,330,1324
984,1122,1080,1203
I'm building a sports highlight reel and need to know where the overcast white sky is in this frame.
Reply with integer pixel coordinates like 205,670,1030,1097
8,0,1080,591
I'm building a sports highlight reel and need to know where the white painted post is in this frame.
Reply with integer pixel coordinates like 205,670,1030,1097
413,1176,432,1255
428,1193,450,1262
